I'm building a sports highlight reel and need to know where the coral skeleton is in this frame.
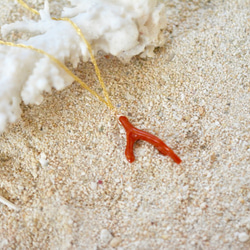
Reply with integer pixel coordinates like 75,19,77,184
0,0,167,132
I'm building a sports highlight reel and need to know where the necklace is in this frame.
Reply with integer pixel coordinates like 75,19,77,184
1,0,182,164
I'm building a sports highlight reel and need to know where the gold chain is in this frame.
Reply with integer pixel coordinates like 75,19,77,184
1,0,116,111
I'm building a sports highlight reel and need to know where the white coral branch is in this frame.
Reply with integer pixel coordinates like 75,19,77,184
0,0,167,132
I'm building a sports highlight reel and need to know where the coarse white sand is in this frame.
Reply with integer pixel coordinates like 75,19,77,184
0,0,249,249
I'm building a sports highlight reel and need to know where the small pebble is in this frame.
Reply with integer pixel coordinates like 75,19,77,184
161,234,169,240
237,232,249,242
110,237,122,248
90,182,97,190
100,229,113,246
39,152,49,167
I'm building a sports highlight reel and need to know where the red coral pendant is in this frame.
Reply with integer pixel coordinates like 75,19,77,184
119,116,181,164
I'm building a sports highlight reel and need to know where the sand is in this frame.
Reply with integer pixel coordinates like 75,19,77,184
0,0,249,249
